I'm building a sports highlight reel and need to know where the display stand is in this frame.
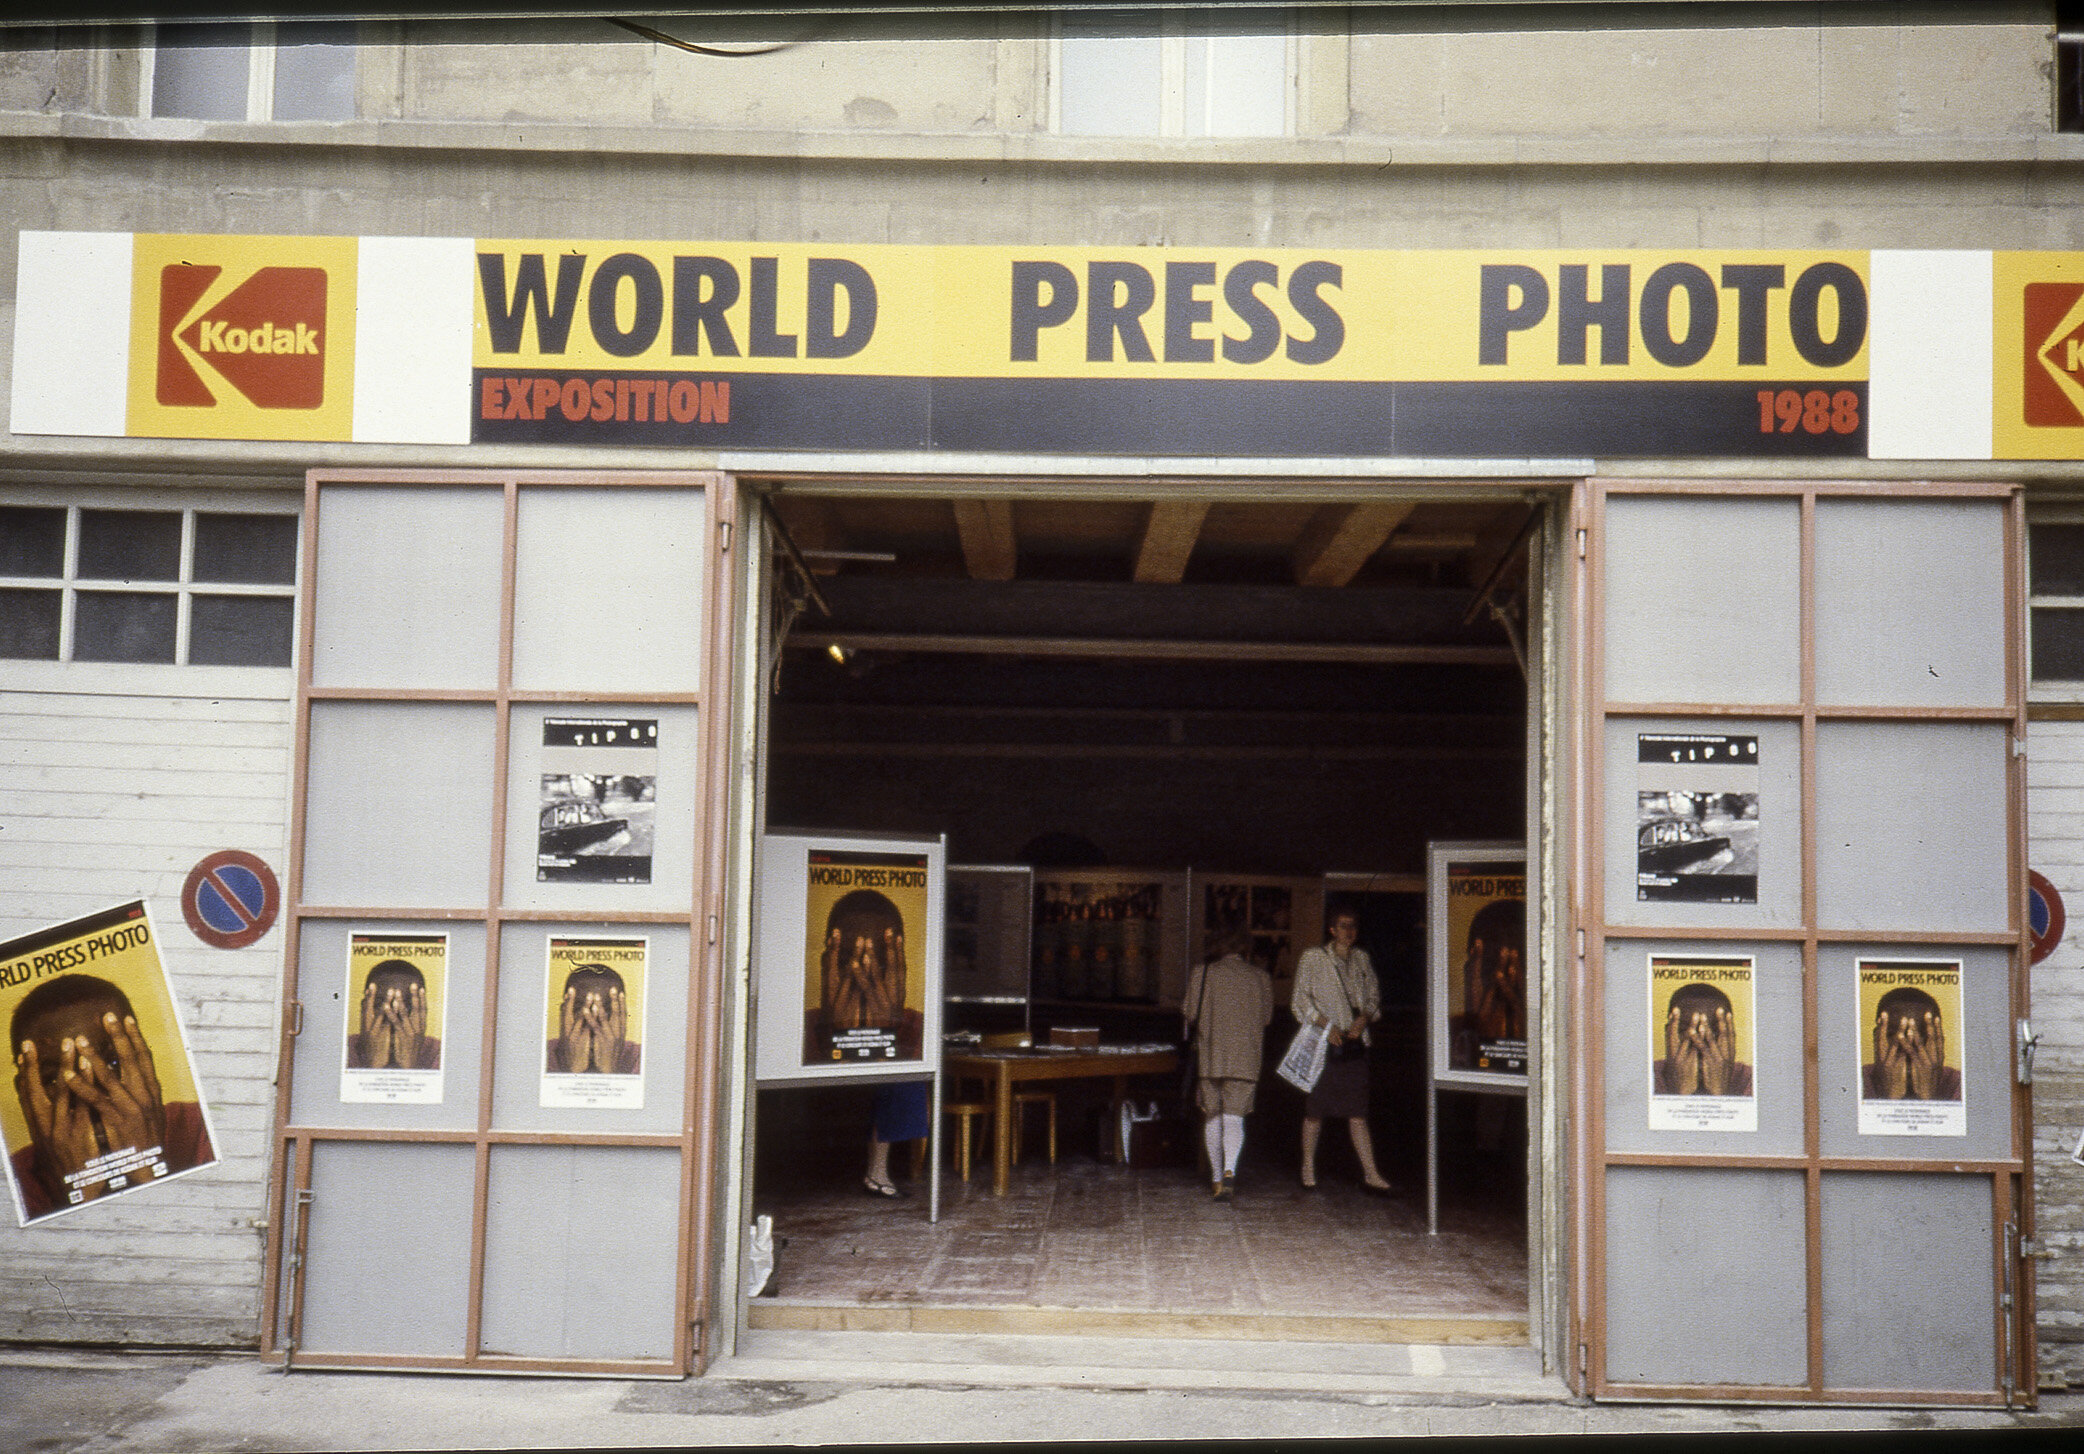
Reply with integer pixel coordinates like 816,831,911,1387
1424,841,1528,1235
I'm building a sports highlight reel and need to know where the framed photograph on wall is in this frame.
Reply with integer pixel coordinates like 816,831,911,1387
1428,841,1528,1091
752,830,945,1086
1032,871,1187,1006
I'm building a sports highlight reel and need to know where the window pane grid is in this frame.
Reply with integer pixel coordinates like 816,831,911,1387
0,501,296,665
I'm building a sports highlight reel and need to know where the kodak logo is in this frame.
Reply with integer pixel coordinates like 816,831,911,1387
2024,282,2084,427
195,320,321,355
157,263,327,409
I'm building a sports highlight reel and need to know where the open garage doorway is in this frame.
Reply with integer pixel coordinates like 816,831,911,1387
741,483,1552,1348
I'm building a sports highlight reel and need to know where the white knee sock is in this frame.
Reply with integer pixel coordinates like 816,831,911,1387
1204,1116,1225,1182
1219,1114,1245,1175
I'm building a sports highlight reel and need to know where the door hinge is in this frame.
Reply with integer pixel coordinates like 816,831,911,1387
707,912,720,946
287,1000,303,1037
2021,1237,2054,1260
719,519,733,552
2018,1018,2041,1085
1575,528,1587,560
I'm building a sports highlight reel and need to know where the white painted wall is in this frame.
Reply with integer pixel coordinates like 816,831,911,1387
0,679,291,1345
2029,722,2084,1387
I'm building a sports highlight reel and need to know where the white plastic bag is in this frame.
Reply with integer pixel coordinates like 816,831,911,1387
745,1214,775,1298
1277,1020,1329,1093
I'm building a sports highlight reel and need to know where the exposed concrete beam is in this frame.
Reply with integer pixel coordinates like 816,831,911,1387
952,498,1018,581
790,631,1515,666
1132,500,1211,583
1290,502,1416,587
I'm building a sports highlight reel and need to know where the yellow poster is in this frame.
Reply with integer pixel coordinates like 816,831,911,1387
1647,955,1757,1133
0,901,217,1226
1445,863,1526,1077
341,933,447,1105
1856,958,1965,1137
541,935,646,1109
802,849,929,1065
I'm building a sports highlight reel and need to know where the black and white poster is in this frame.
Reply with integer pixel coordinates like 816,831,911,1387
1636,733,1759,903
538,718,656,884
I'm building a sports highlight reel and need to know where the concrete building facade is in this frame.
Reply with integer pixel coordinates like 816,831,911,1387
0,0,2080,1406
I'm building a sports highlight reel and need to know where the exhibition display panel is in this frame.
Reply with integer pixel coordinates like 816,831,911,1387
262,470,739,1376
1578,480,2034,1406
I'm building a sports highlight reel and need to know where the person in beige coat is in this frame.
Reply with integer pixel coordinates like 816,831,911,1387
1183,929,1274,1202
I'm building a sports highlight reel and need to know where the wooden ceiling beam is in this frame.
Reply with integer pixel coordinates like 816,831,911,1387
952,499,1018,581
1290,502,1417,587
771,496,845,575
1132,500,1211,583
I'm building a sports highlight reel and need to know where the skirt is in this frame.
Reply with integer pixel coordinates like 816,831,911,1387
871,1079,932,1143
1305,1055,1370,1120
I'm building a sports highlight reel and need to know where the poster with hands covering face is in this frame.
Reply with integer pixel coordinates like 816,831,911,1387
1647,954,1757,1132
1857,959,1965,1136
342,934,446,1104
542,936,646,1108
2,901,219,1225
803,850,928,1065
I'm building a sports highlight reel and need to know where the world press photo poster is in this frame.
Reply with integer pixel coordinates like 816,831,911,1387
1637,733,1760,903
1,901,220,1226
802,849,929,1066
1444,861,1527,1078
341,933,447,1104
538,717,657,884
1647,954,1758,1132
541,935,647,1109
1857,958,1966,1136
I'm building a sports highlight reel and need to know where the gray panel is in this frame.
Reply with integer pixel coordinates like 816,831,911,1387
1603,496,1801,707
1814,722,2009,934
1814,499,2008,709
1603,717,1801,930
478,1145,682,1360
302,701,498,908
510,488,707,694
499,703,700,914
1604,1166,1808,1387
1820,1172,1997,1392
1603,940,1804,1158
1817,944,2014,1161
490,923,688,1135
298,1142,473,1356
288,920,485,1131
310,486,503,690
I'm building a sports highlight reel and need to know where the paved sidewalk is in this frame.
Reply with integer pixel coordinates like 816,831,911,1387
4,1342,2083,1449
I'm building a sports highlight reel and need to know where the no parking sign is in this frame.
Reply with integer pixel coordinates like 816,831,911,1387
181,850,281,949
2029,870,2066,966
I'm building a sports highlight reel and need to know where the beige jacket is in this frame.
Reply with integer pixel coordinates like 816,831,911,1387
1184,953,1274,1082
1291,943,1381,1038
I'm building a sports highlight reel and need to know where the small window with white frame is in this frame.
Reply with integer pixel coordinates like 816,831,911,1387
1055,6,1294,138
2031,516,2084,691
0,499,298,668
145,20,358,123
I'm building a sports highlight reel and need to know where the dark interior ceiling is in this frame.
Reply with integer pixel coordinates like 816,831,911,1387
760,491,1537,872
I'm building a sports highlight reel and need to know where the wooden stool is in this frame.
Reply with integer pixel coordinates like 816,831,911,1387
942,1099,993,1181
1012,1089,1058,1165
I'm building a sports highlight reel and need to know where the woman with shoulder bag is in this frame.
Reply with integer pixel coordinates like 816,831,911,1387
1290,905,1390,1193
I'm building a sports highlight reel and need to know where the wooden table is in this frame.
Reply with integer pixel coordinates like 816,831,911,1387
943,1045,1180,1196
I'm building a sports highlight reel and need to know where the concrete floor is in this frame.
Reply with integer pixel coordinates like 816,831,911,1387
4,1346,2080,1451
750,1154,1526,1338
